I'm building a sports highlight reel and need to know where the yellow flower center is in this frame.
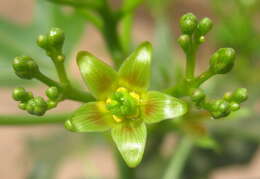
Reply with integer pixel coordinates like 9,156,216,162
106,87,140,123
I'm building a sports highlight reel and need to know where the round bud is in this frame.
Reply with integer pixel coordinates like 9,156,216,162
191,88,205,102
13,56,39,79
26,97,48,116
212,99,230,113
19,103,27,110
178,35,191,52
197,17,213,35
223,92,232,101
47,100,58,109
48,27,64,49
179,13,198,34
232,88,248,103
12,87,29,102
230,102,240,111
199,36,205,43
209,48,236,74
46,87,59,100
37,35,49,49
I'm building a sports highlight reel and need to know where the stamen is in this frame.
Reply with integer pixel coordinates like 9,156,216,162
113,115,123,123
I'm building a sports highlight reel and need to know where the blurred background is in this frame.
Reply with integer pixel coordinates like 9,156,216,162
0,0,260,178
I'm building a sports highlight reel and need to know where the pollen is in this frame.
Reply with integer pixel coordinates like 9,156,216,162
130,92,140,102
113,115,123,123
116,87,128,93
106,98,112,104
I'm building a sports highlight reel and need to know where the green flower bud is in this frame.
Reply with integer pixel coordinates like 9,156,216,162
19,103,27,110
178,35,190,52
191,88,205,102
223,92,232,101
47,100,58,109
37,35,49,49
230,102,240,111
13,56,39,79
180,13,198,34
48,27,64,49
12,87,30,102
232,88,248,103
197,17,213,35
209,48,236,74
46,87,60,100
26,97,48,116
198,36,205,44
212,99,230,113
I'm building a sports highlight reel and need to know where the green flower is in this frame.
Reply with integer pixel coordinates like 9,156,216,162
65,42,187,167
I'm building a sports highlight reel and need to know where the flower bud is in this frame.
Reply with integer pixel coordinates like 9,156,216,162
47,100,58,109
12,87,31,102
19,103,27,110
179,13,198,34
212,99,230,113
230,102,240,111
48,27,64,49
13,56,39,79
209,48,236,74
46,86,60,100
26,97,48,116
197,17,213,35
191,88,205,102
232,88,248,103
37,35,49,49
178,35,190,52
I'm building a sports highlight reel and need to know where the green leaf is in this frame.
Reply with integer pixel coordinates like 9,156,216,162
141,91,187,124
0,0,85,86
76,51,118,100
119,42,152,92
65,102,113,132
112,122,147,168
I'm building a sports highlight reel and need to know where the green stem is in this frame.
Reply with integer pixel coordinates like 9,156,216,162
64,86,95,103
35,71,94,103
98,1,125,68
52,60,70,85
194,70,214,87
185,38,197,80
35,71,61,87
0,114,67,125
163,136,193,179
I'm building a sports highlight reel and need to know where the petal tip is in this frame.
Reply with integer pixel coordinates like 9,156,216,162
76,51,92,65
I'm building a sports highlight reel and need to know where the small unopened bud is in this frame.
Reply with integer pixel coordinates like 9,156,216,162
180,13,198,34
191,88,205,102
232,88,248,103
212,99,230,113
197,17,213,35
230,102,240,111
47,100,58,109
26,97,48,116
48,27,64,49
13,56,39,79
46,87,60,100
37,35,49,49
209,48,236,74
12,87,30,102
178,35,191,52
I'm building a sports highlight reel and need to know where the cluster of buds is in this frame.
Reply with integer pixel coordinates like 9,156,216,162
178,13,213,52
12,87,61,116
191,88,248,119
37,27,65,62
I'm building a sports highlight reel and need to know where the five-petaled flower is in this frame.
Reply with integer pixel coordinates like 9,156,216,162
65,42,187,167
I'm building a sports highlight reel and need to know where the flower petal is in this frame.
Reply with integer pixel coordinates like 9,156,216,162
119,42,152,92
65,102,113,132
111,122,147,168
141,91,187,124
77,51,118,100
